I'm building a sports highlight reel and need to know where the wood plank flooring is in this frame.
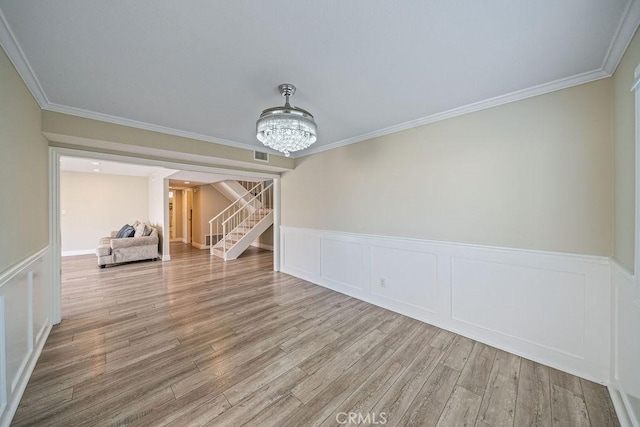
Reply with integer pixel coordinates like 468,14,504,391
12,243,619,426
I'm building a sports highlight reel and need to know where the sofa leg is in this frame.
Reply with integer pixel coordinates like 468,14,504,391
99,265,106,269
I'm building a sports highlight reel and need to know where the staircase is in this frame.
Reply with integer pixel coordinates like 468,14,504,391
209,181,273,260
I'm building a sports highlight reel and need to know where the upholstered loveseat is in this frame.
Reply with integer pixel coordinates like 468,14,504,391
96,225,159,268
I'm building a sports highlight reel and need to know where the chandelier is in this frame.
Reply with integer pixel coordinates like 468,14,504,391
256,84,317,157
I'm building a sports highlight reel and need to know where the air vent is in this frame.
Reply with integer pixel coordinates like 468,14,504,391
254,151,269,162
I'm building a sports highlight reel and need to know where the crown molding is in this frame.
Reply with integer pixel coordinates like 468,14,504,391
1,3,638,160
44,102,281,156
0,8,48,107
602,0,640,74
297,68,610,158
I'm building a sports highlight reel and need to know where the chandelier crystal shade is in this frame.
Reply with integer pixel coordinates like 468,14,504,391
256,84,317,157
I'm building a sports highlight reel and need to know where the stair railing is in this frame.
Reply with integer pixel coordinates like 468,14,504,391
214,182,273,258
208,181,264,253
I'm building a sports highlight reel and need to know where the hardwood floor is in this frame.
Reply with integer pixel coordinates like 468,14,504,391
12,243,619,426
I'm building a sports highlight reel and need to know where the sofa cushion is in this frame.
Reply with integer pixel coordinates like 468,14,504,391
134,223,146,238
115,224,131,238
123,225,136,238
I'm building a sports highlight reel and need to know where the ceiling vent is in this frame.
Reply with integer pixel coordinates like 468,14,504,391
254,151,269,162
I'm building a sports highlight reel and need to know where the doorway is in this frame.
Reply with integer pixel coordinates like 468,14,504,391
49,147,281,324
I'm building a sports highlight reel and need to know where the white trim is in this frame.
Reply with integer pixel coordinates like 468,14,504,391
191,242,209,250
281,226,611,265
251,242,274,251
280,226,612,383
0,9,48,107
635,67,640,291
608,385,633,427
300,69,610,157
612,258,635,284
61,249,95,257
0,247,48,287
610,259,640,427
48,148,61,325
602,0,640,75
170,238,183,243
0,248,52,427
273,178,281,271
1,3,637,160
45,103,283,157
1,324,51,427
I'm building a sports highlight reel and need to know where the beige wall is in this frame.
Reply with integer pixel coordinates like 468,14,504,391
257,225,274,248
148,176,168,255
613,28,639,271
0,48,49,272
42,111,294,171
60,171,149,252
172,190,184,240
282,79,613,256
192,185,233,246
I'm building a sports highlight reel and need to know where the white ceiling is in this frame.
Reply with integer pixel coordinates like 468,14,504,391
1,1,639,157
61,157,265,187
60,156,166,177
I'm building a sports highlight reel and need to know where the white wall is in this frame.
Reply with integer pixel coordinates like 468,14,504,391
148,176,169,259
60,171,149,255
281,227,612,383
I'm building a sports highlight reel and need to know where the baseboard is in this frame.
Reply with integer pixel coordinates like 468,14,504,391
610,259,639,427
191,242,209,250
251,242,274,251
2,323,51,427
61,249,94,257
608,384,635,427
170,238,183,243
280,226,612,383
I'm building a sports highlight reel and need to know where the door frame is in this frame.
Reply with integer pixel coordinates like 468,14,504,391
49,146,281,324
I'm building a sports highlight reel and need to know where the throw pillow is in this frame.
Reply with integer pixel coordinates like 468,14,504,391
124,225,136,238
143,225,152,236
134,223,146,238
115,224,131,238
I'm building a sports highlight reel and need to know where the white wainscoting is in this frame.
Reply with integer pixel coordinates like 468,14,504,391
0,247,52,427
610,261,640,427
280,226,612,383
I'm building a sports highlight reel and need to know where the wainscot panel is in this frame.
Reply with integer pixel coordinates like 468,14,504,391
280,226,611,384
610,261,640,427
0,248,51,427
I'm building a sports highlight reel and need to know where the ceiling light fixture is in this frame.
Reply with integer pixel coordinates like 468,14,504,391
93,168,101,172
256,83,317,157
91,162,101,166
